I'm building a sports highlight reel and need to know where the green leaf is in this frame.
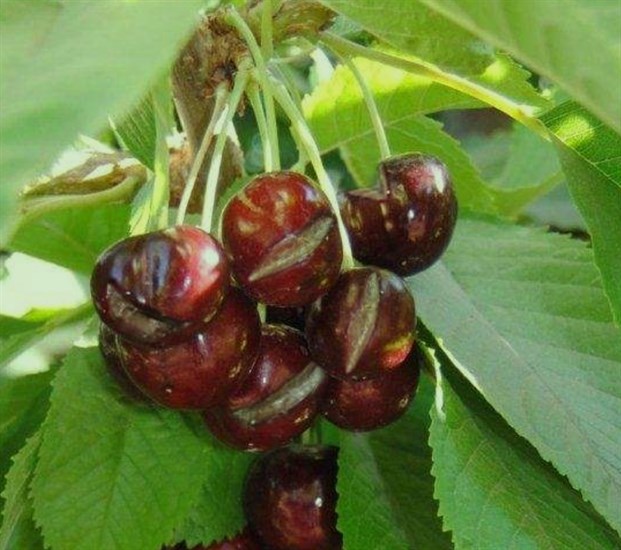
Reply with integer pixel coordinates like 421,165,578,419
0,372,52,495
430,363,621,549
304,56,547,215
8,204,131,274
0,0,203,239
173,444,255,547
319,0,494,73
418,0,621,133
31,347,210,550
0,433,44,550
0,305,92,370
408,217,621,532
541,101,621,325
329,376,451,549
114,97,156,170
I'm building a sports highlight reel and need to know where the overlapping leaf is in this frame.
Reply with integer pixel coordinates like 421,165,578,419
0,0,203,238
409,218,621,532
541,101,621,325
330,378,451,549
319,0,494,73
31,347,210,550
430,364,620,548
418,0,621,133
9,204,131,274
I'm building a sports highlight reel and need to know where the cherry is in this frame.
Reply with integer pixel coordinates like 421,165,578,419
322,347,421,431
111,288,260,410
306,267,416,380
340,153,457,275
243,445,342,550
91,225,229,346
203,325,327,451
221,171,343,307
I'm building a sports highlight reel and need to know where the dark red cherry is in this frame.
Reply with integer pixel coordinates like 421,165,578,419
244,445,342,550
340,153,457,275
113,288,260,410
203,325,327,451
306,267,416,380
221,171,342,307
91,225,229,346
322,347,421,431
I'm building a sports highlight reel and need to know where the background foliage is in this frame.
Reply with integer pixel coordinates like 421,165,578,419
1,0,620,549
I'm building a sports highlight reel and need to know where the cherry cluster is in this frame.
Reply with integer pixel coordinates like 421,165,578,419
91,152,456,547
92,153,456,450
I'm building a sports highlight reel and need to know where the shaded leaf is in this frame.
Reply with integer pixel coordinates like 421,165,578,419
408,217,621,533
430,362,620,548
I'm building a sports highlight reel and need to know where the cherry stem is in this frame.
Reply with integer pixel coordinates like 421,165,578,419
247,79,274,171
340,53,391,159
176,84,229,225
261,0,274,59
201,67,250,233
226,9,280,170
268,76,355,269
320,32,550,141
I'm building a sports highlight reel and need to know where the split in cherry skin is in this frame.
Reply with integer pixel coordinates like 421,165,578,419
306,266,416,381
91,225,230,346
340,153,458,276
222,171,343,307
204,324,327,451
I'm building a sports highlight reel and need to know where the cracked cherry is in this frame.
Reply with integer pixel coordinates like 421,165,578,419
203,324,327,451
222,171,342,307
112,288,260,410
322,346,421,431
91,225,229,346
306,267,416,380
244,445,342,550
340,153,457,275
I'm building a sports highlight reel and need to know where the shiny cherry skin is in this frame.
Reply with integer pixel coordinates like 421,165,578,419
91,225,229,346
340,153,457,276
165,528,261,550
306,267,416,380
322,347,421,431
221,171,343,307
244,445,342,550
203,325,327,451
113,288,260,410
